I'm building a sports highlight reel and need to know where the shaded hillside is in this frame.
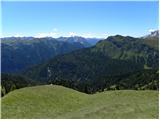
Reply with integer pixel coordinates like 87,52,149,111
86,38,101,45
1,38,85,73
1,73,35,97
2,68,158,96
100,69,159,91
142,39,159,50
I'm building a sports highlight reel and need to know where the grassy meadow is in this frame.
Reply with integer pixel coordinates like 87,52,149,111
1,85,159,119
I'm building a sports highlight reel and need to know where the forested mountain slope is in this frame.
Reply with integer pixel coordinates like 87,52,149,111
1,38,85,72
24,35,159,93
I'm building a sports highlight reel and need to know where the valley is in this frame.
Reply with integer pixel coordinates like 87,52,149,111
1,36,95,73
1,1,159,119
1,33,159,96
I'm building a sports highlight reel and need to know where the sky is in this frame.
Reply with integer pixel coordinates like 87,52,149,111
1,1,159,38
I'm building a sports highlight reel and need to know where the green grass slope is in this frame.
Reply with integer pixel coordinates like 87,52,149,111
1,85,158,119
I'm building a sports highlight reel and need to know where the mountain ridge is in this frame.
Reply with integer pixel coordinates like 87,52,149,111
23,34,159,93
1,38,86,73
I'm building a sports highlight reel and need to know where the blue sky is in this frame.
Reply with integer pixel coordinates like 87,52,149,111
1,1,158,38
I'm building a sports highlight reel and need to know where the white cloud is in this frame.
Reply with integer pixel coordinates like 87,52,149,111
148,29,156,33
34,28,60,38
80,33,94,38
68,32,77,37
102,33,108,37
14,34,25,37
35,32,58,38
67,32,94,38
33,29,106,38
79,32,106,38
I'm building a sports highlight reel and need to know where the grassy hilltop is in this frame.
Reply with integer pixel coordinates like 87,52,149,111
1,85,158,119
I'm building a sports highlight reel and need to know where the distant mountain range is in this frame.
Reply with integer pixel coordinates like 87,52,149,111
1,31,159,95
57,36,90,47
143,30,159,40
1,36,101,73
2,36,101,46
56,36,101,46
1,38,82,72
142,30,159,50
145,30,159,39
